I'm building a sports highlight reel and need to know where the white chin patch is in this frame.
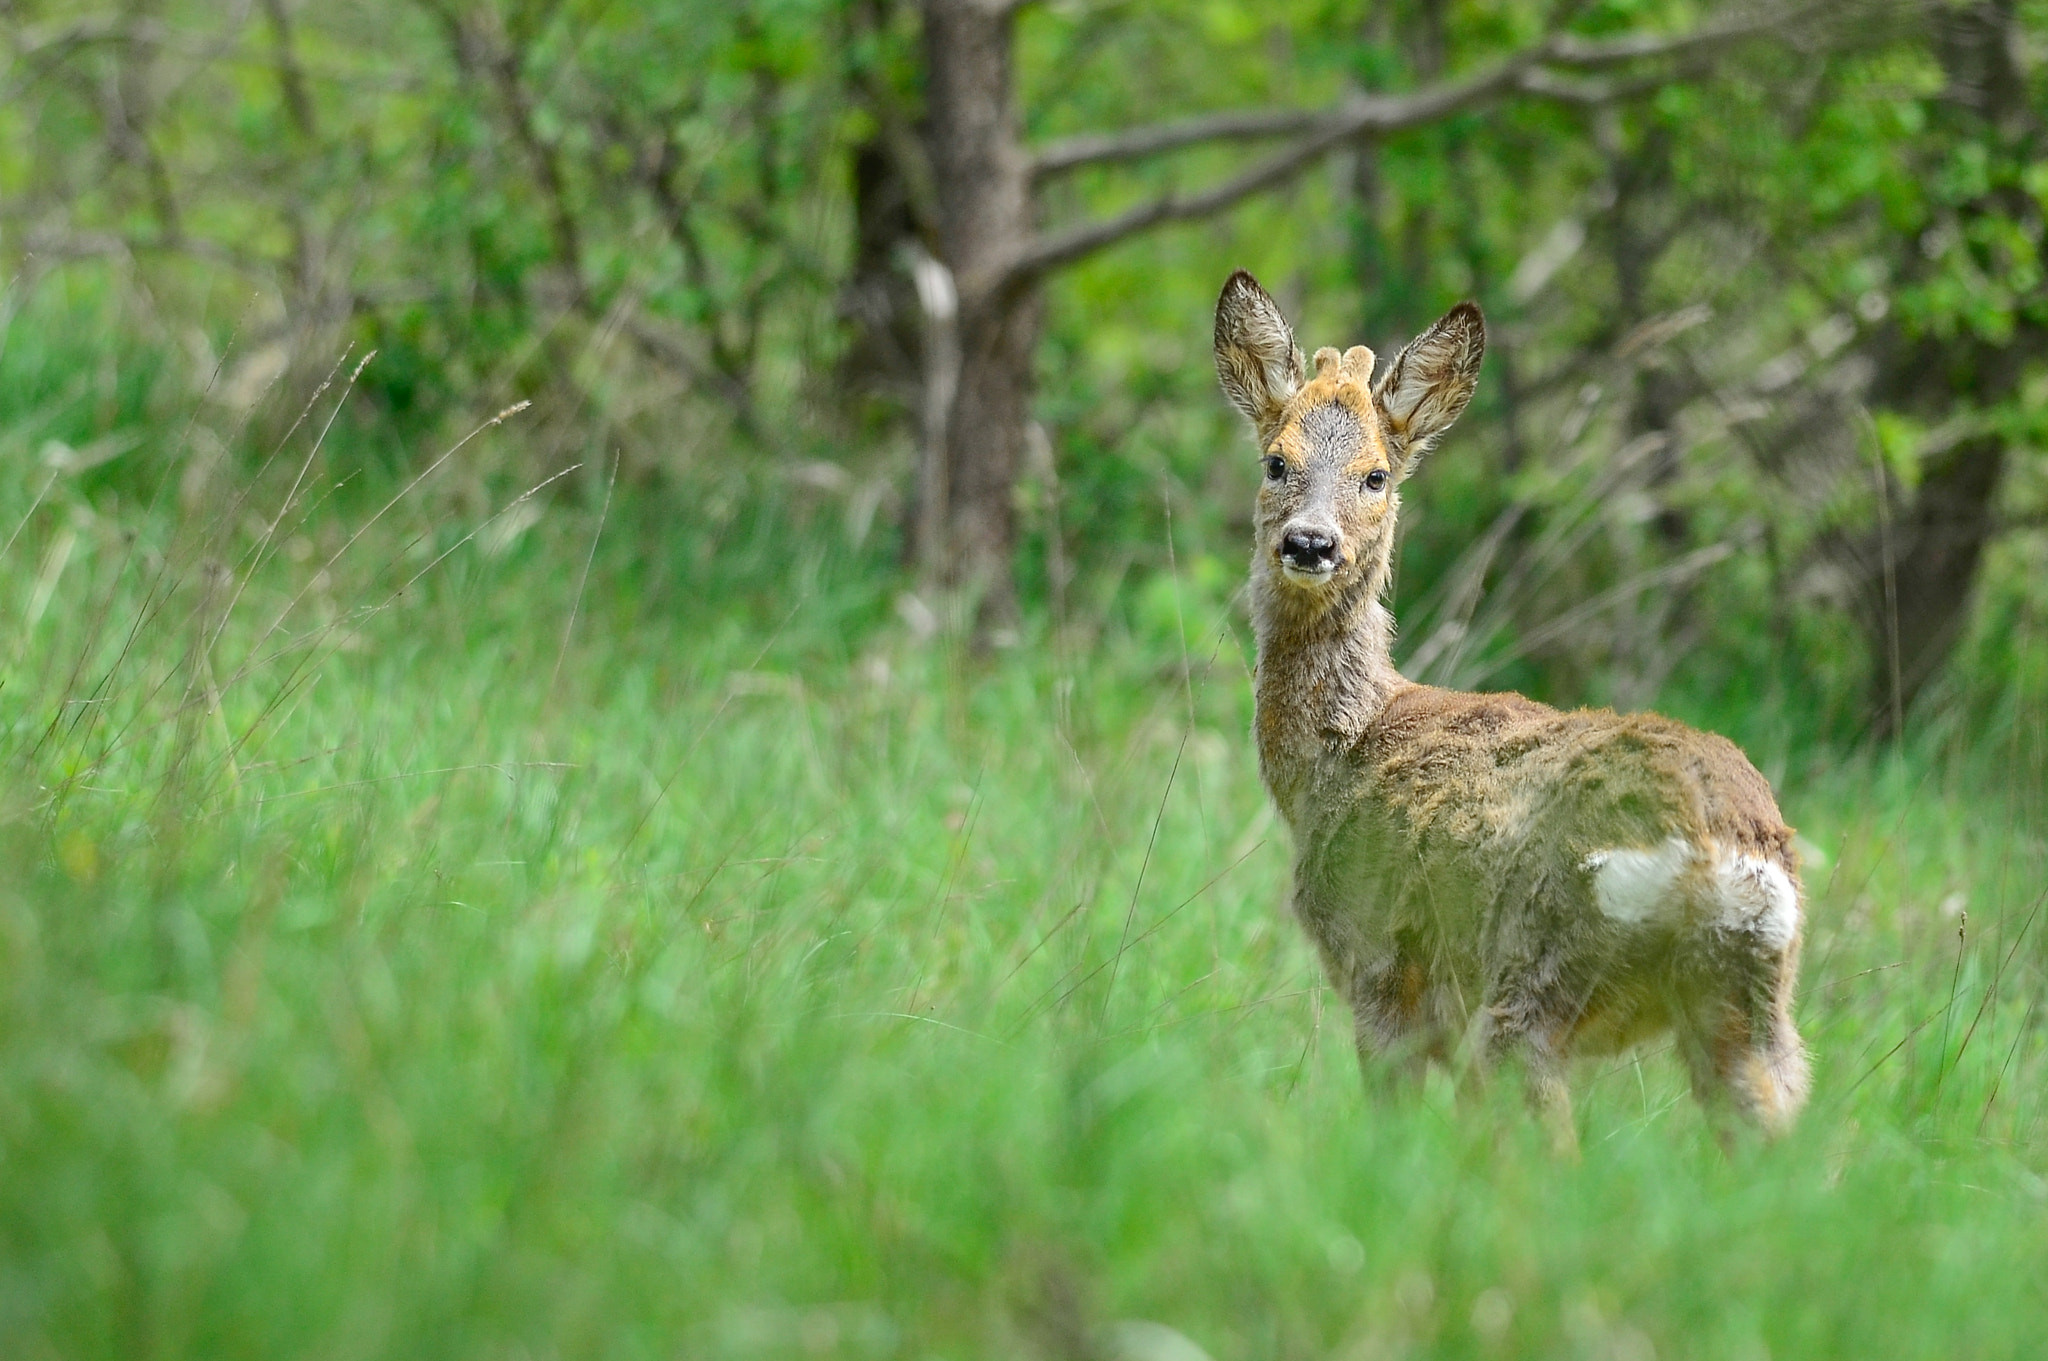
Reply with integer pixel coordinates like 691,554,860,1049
1581,839,1800,950
1279,562,1336,584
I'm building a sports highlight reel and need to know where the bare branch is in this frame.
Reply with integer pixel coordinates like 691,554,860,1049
424,3,587,304
1540,1,1822,66
1511,66,1675,105
259,0,317,139
1007,121,1375,288
1006,1,1846,285
1032,107,1329,179
21,225,279,283
1005,55,1548,285
1028,1,1841,182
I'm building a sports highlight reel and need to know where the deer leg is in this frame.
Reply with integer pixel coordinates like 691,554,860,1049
1668,921,1811,1140
1678,989,1810,1140
1479,987,1579,1157
1348,942,1444,1081
1675,1018,1742,1153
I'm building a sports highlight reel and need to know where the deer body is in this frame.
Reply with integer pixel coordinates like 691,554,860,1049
1217,271,1808,1141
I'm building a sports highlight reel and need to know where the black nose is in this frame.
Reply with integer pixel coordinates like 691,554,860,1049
1280,529,1338,570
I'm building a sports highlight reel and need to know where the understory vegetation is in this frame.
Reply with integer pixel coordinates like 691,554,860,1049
4,1,2048,1356
0,388,2043,1359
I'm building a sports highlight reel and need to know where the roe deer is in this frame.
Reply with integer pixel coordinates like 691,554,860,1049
1213,270,1808,1148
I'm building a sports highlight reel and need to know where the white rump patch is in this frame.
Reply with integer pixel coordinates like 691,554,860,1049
1582,838,1693,924
1712,854,1801,951
1581,839,1800,949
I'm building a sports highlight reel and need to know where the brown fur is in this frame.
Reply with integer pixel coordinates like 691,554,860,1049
1214,270,1809,1146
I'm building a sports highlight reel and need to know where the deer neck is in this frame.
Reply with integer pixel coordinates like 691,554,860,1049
1250,564,1403,825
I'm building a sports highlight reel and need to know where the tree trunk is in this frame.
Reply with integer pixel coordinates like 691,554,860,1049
838,138,928,419
1857,325,2029,737
1854,0,2039,737
1864,431,2009,736
917,0,1039,624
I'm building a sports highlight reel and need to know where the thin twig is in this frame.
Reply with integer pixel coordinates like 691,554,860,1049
905,762,986,1017
1932,909,1967,1111
1011,835,1263,1036
1101,732,1187,1021
1978,993,2040,1136
550,452,617,706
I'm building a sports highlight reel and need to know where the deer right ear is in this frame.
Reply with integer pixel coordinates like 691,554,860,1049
1214,270,1303,439
1374,301,1485,472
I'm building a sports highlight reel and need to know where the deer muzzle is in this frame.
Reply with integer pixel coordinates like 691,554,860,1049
1278,526,1341,579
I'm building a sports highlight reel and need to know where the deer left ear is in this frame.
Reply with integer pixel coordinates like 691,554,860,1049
1374,302,1485,471
1214,270,1304,442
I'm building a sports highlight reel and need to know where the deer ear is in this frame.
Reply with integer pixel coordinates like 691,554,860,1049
1374,301,1485,471
1214,270,1303,439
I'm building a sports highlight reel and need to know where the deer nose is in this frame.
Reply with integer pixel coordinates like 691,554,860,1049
1280,528,1339,571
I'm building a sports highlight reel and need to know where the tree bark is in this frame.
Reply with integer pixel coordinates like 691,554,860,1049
1854,0,2040,737
1865,431,2009,736
1858,319,2032,737
916,0,1038,621
838,137,929,423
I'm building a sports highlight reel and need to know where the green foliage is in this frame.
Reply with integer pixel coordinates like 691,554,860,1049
6,3,2046,737
3,5,2048,1353
2,0,859,479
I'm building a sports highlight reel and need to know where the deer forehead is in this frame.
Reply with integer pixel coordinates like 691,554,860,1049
1272,376,1391,475
1277,352,1392,474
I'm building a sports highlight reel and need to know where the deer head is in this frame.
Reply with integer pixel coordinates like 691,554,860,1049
1214,270,1485,618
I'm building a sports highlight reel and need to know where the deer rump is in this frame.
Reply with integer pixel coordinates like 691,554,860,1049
1289,684,1804,1082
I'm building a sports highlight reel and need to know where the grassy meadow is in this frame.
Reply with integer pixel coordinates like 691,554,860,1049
0,406,2045,1361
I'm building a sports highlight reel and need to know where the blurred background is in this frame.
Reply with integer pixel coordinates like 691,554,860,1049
3,0,2042,743
4,5,2048,1358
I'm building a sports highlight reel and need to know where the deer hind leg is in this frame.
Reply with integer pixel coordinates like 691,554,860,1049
1677,952,1810,1141
1671,852,1811,1139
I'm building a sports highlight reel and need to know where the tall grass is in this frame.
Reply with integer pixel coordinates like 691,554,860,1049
0,397,2044,1360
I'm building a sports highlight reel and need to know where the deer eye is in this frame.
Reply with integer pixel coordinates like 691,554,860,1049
1263,455,1287,482
1363,468,1388,493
